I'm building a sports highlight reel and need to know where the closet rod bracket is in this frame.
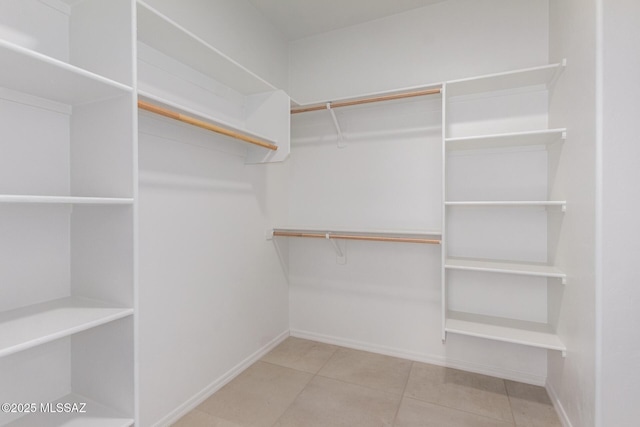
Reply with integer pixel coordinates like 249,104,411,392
326,233,347,264
326,103,346,148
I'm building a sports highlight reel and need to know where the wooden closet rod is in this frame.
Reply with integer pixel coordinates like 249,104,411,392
138,100,279,151
291,88,442,114
272,230,441,245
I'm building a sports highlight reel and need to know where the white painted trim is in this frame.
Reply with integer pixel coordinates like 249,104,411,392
547,380,574,427
290,329,546,386
151,330,289,427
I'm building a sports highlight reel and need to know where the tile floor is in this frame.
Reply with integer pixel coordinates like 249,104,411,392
173,337,562,427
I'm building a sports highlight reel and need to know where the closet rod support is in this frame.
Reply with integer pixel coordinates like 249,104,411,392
326,233,344,257
271,230,441,245
326,103,346,148
138,100,278,151
291,87,442,114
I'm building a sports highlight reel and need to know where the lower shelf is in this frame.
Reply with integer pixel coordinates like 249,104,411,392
445,311,566,355
0,195,134,205
5,393,133,427
0,297,134,358
445,257,566,283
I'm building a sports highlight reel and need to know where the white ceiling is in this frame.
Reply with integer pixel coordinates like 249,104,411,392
247,0,446,41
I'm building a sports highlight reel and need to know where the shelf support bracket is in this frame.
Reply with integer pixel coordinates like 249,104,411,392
562,349,567,358
326,233,347,264
327,103,346,148
548,58,567,89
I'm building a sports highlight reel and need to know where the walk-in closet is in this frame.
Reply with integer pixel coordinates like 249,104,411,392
1,0,638,426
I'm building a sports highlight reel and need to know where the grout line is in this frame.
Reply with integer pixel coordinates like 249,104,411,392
268,369,314,427
314,343,340,374
503,378,518,425
312,372,406,398
401,363,516,425
390,361,414,426
402,396,517,426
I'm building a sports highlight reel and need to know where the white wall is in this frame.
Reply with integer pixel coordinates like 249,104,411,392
136,2,291,425
599,1,640,425
547,1,598,426
138,116,290,426
143,0,289,90
289,0,549,104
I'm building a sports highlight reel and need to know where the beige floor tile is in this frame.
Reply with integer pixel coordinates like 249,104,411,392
505,381,562,427
197,361,312,427
317,347,413,395
395,397,514,427
404,363,513,423
261,337,338,373
172,409,244,427
273,375,401,427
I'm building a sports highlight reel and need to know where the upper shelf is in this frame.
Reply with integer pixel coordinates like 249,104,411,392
445,61,565,97
0,39,132,106
137,1,276,95
446,128,567,151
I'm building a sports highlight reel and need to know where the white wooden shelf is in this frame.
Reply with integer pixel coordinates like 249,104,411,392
445,201,566,210
445,311,566,354
0,195,134,205
0,297,134,358
138,91,279,148
446,61,565,97
445,128,567,151
137,1,275,95
445,257,566,283
0,39,132,106
5,393,133,427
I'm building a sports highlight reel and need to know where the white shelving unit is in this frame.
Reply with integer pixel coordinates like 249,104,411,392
136,1,290,164
137,1,274,95
445,128,567,151
5,394,134,427
442,62,567,354
445,258,566,283
0,297,133,358
0,0,136,425
0,40,132,105
445,311,566,354
445,201,566,210
0,196,134,205
445,62,564,97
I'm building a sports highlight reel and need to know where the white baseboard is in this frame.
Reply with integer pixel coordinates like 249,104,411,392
152,330,290,427
290,329,547,386
546,380,574,427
